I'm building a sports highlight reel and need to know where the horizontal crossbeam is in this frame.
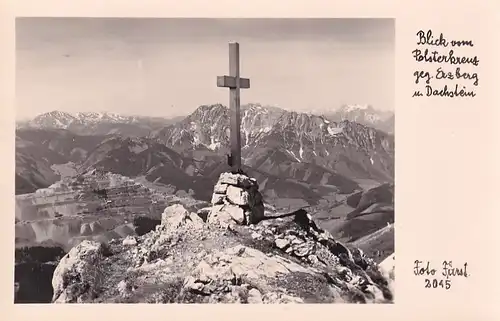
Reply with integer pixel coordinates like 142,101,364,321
217,75,250,89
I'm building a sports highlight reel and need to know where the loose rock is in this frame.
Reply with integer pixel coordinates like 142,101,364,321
275,238,290,249
247,288,263,304
122,236,137,246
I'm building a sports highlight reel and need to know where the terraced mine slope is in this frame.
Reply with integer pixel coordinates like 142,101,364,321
15,170,208,252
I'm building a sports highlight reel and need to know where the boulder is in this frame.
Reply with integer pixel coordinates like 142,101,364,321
262,292,304,304
247,288,263,304
117,280,133,298
226,186,250,206
225,205,246,224
218,172,252,187
379,253,395,280
122,236,137,246
275,238,290,249
161,204,204,232
207,204,231,228
208,204,246,226
196,207,211,222
251,232,262,240
211,193,225,205
213,183,229,194
52,240,106,303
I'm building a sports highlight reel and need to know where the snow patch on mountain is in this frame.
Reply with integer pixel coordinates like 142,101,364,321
342,104,370,112
208,137,221,151
287,150,301,162
192,136,201,147
327,126,343,136
365,114,382,123
129,144,148,154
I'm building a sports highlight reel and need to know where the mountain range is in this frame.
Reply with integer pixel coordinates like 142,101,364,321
18,104,394,136
17,111,184,137
154,104,393,181
16,104,394,207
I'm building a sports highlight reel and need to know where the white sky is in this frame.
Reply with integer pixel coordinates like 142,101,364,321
15,18,395,120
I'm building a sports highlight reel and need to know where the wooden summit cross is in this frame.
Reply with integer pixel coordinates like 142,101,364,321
217,42,250,173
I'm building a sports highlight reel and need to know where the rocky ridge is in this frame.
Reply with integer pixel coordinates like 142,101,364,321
151,104,284,153
152,104,394,182
51,172,394,304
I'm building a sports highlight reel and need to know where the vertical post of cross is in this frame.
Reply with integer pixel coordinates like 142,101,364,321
217,42,251,173
229,42,241,172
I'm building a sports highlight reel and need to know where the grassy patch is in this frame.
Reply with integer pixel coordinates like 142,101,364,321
271,271,337,303
111,277,186,303
239,235,276,256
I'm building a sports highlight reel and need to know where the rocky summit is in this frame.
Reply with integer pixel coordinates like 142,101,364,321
51,172,394,304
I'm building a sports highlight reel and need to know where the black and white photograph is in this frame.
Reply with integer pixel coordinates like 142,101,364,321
14,18,395,304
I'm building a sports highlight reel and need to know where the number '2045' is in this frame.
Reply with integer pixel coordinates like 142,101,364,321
425,279,451,289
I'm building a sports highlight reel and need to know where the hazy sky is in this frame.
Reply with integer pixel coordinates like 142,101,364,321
16,18,395,120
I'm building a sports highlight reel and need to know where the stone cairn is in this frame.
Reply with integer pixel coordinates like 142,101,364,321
207,172,265,227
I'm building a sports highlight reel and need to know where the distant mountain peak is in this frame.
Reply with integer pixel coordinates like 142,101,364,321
190,104,228,118
46,110,73,116
339,104,372,112
322,104,394,134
